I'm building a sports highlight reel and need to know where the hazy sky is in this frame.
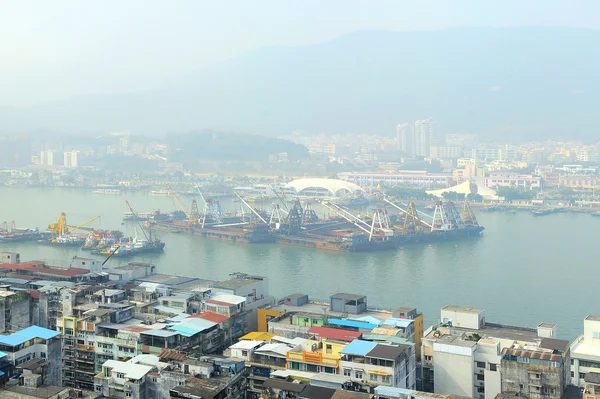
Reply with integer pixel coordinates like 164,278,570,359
2,0,599,105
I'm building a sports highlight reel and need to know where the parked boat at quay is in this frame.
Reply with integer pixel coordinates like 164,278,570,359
93,188,122,195
0,222,44,243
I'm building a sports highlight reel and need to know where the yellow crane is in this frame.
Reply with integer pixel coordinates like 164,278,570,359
48,213,100,236
70,215,101,233
48,212,69,235
166,185,197,226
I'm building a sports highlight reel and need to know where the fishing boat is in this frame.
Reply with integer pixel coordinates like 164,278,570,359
148,189,171,197
93,188,121,195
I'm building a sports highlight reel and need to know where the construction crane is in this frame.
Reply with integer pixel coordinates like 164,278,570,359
166,185,192,219
49,212,69,235
71,215,101,233
319,200,386,242
49,213,100,236
126,201,150,241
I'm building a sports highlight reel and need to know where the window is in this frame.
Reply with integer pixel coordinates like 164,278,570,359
242,350,248,357
571,371,575,378
343,369,351,377
519,384,524,389
477,387,485,393
580,373,586,379
424,355,432,361
382,375,391,384
152,377,158,383
40,352,46,358
489,363,497,371
355,371,363,379
476,374,484,381
571,359,574,365
326,344,332,354
125,392,132,398
370,373,378,381
116,373,125,379
476,361,485,368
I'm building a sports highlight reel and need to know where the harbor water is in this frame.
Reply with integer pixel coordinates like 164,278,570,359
0,187,595,340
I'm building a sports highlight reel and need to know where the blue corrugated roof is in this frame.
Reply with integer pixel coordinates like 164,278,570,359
168,325,198,337
0,351,7,358
167,318,217,337
382,318,413,328
340,339,377,356
348,316,382,326
328,319,378,329
0,326,60,346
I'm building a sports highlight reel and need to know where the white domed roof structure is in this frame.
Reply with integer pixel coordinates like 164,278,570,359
284,178,364,198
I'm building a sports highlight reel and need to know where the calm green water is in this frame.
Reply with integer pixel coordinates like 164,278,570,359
0,187,594,340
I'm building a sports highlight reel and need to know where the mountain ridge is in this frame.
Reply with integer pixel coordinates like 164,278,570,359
2,27,599,141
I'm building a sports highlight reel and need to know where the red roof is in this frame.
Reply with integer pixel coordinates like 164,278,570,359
188,312,229,323
307,326,363,342
0,262,89,277
25,290,41,299
202,297,235,307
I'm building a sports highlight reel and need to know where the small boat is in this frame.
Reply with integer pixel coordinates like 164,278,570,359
148,189,171,197
93,188,122,195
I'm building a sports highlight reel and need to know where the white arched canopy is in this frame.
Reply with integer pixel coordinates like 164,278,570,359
284,178,365,197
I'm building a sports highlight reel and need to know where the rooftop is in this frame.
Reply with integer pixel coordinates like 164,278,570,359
230,340,264,350
268,300,393,323
501,347,563,362
586,315,600,322
0,326,60,346
441,305,484,314
263,378,307,393
538,322,557,329
211,293,246,305
340,339,377,356
188,312,229,324
540,338,569,352
331,293,365,301
0,262,89,278
103,359,154,380
1,385,68,398
307,326,362,342
366,344,411,360
240,332,275,341
212,277,263,290
435,334,478,349
301,385,337,399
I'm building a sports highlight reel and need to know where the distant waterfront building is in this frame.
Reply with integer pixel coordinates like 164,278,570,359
63,151,78,168
119,135,129,150
414,118,435,157
397,123,415,155
39,150,55,166
337,171,452,188
429,146,463,160
478,173,542,190
0,138,31,168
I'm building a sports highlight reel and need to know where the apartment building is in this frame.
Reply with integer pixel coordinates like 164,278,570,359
422,305,563,399
339,339,416,391
0,325,62,386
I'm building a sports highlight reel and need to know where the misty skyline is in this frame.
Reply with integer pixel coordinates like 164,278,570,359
3,0,600,106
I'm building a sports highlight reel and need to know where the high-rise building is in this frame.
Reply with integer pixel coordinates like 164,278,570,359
414,118,435,157
63,151,78,168
397,123,415,155
40,150,55,166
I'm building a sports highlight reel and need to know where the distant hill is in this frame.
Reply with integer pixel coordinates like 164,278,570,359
2,27,600,141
